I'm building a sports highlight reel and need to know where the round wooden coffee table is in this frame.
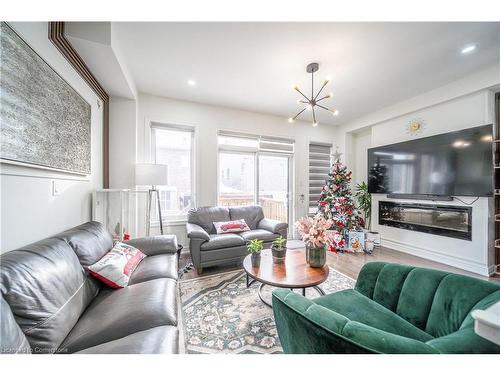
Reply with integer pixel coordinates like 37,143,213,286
242,248,329,307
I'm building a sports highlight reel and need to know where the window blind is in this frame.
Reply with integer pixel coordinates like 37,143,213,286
218,131,294,154
309,143,332,214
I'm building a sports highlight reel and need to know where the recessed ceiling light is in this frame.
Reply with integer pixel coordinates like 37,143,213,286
461,45,476,54
187,79,196,86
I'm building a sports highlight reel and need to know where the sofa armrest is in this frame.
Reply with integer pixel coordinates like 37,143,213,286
272,289,439,354
341,321,439,354
258,218,288,237
272,289,360,353
124,235,178,256
186,223,210,241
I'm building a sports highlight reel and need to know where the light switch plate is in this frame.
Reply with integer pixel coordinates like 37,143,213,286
52,180,61,196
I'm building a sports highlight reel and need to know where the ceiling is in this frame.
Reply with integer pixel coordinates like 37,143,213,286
110,22,500,125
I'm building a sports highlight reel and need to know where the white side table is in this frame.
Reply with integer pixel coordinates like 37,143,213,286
471,301,500,345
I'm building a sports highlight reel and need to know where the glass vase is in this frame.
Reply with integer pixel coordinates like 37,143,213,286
306,244,326,268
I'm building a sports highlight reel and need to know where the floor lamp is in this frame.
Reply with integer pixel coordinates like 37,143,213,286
135,163,168,236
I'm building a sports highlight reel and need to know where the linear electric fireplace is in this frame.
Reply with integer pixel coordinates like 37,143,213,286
379,201,472,240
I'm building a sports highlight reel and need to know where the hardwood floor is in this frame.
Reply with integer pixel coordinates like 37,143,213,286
179,244,500,285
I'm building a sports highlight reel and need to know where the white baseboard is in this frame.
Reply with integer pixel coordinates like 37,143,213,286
382,237,492,277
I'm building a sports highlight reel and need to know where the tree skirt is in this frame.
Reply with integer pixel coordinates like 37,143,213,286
179,267,355,354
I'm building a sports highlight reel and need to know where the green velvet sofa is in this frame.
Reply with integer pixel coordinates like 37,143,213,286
272,262,500,354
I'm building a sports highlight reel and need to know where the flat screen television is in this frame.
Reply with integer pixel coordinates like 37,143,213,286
367,124,493,197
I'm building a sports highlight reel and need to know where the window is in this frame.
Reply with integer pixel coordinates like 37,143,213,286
217,131,293,225
151,123,195,221
309,143,332,215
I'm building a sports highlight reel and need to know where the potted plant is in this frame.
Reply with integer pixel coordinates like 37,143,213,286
295,215,337,268
271,235,287,264
247,239,264,268
355,181,371,230
355,181,381,253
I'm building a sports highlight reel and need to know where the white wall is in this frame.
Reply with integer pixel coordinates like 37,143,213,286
350,128,372,186
340,89,496,275
108,92,338,245
109,97,137,188
370,91,493,147
1,22,103,253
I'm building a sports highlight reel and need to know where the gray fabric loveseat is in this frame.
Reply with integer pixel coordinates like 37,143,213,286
0,221,180,354
186,205,288,274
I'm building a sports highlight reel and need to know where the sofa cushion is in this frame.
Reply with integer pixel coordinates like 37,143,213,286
200,233,246,251
371,263,414,312
188,206,231,234
59,278,178,353
0,237,99,353
425,274,500,338
1,295,31,354
199,245,249,263
55,221,113,267
74,326,179,354
229,205,264,230
128,254,178,285
213,219,250,234
395,268,448,330
239,229,280,242
354,261,387,299
313,289,434,342
88,242,146,288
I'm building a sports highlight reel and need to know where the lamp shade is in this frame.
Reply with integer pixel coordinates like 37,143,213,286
135,163,168,186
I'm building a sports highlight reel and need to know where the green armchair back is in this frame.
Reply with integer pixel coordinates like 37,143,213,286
272,262,500,354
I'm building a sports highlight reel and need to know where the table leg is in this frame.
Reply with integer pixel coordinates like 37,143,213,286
313,285,326,296
246,274,256,288
258,283,272,308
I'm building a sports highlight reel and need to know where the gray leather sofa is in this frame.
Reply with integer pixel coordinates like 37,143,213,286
0,221,180,354
186,205,288,274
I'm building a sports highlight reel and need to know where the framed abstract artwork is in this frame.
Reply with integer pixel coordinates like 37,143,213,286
0,22,91,175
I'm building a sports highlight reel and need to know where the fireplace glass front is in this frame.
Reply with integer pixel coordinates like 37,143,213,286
379,201,472,240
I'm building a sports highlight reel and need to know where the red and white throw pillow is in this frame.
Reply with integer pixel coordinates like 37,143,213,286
88,242,146,288
213,219,250,234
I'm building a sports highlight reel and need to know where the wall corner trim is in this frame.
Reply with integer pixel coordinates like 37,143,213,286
48,21,109,188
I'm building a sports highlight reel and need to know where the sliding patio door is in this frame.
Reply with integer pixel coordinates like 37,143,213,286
218,151,256,207
258,154,291,224
218,132,294,233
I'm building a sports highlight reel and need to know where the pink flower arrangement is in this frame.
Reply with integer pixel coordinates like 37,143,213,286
295,215,338,249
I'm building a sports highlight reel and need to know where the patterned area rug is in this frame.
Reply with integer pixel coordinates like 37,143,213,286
179,267,356,354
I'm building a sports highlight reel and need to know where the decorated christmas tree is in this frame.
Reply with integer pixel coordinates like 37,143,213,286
317,160,364,239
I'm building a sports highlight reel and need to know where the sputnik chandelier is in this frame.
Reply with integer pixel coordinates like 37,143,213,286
288,62,339,127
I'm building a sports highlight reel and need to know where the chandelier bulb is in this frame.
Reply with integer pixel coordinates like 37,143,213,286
289,65,338,126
